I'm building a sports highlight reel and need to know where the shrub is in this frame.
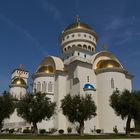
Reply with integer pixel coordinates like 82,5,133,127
58,129,64,134
90,129,95,133
130,128,135,132
39,129,46,134
96,129,101,133
113,126,118,134
49,128,57,134
1,128,9,133
67,127,72,134
75,126,80,134
23,129,31,133
9,129,14,134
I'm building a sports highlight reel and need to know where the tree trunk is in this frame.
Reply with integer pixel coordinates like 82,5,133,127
79,121,84,136
126,115,131,136
33,122,38,135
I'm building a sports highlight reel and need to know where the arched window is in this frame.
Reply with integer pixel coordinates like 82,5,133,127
64,47,67,52
84,54,86,58
111,78,115,89
78,33,81,37
42,81,47,93
72,34,75,37
92,48,94,52
87,76,90,82
37,82,41,92
68,46,71,50
48,82,53,93
83,44,87,49
72,44,76,47
88,46,91,51
33,83,36,90
77,44,82,48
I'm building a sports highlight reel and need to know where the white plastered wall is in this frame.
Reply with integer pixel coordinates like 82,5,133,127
96,71,131,133
54,74,67,132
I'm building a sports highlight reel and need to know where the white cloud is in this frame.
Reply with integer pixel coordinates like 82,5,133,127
100,16,140,46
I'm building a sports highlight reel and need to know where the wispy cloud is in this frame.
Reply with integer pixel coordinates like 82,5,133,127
41,0,65,26
0,14,49,56
99,16,140,46
104,18,125,31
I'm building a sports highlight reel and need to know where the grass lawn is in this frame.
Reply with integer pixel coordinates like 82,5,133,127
0,134,140,139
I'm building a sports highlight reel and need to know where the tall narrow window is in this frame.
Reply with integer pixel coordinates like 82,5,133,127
42,81,46,93
87,76,90,82
33,83,36,92
48,82,53,93
37,82,41,92
111,78,114,89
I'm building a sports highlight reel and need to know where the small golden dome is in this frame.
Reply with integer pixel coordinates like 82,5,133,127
96,60,121,69
11,78,26,85
37,65,54,73
64,22,92,32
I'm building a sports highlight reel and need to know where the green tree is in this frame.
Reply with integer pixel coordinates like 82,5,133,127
110,89,139,136
133,91,140,132
17,92,56,134
61,94,96,136
0,91,15,130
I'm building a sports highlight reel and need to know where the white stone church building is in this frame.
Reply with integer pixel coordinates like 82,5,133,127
4,18,134,133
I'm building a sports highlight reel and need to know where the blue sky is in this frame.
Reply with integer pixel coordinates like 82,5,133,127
0,0,140,92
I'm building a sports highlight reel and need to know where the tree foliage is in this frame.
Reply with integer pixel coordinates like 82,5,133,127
132,91,140,132
61,94,96,136
110,89,140,135
17,92,56,134
0,92,15,130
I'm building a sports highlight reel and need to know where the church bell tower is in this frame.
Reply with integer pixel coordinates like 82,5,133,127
9,64,29,99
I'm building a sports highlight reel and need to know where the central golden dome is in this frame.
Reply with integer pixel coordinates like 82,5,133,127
11,78,26,85
64,22,92,32
96,60,121,69
37,65,54,73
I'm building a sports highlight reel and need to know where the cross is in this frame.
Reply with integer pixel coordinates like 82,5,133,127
76,15,80,23
102,44,108,51
18,64,23,77
19,64,23,70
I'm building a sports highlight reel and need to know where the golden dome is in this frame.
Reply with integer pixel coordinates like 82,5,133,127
96,60,121,69
37,65,54,73
11,78,26,85
64,22,92,32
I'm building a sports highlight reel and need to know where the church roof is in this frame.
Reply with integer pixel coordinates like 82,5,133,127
36,56,64,74
64,22,93,32
83,83,96,91
11,77,26,86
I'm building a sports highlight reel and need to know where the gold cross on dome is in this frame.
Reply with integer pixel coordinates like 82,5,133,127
102,44,108,51
18,64,23,77
76,15,80,23
19,64,23,70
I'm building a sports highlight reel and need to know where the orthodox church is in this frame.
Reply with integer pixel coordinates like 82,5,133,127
4,17,134,133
